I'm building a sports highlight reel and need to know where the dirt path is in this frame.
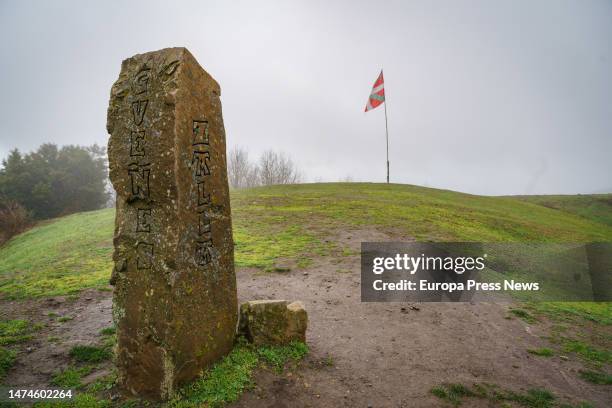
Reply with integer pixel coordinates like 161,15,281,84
231,229,610,408
2,289,114,389
2,229,610,407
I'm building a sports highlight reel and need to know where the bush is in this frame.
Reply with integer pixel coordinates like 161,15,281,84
0,198,31,245
0,144,108,220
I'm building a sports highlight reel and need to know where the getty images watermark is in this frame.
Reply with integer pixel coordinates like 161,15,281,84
361,242,612,302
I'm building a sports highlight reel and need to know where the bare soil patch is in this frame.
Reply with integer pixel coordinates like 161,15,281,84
2,289,113,389
232,228,610,407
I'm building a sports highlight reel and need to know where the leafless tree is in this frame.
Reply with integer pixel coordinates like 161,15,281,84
258,150,277,186
228,147,253,189
259,150,301,186
228,147,302,188
244,164,260,188
277,152,302,184
228,147,264,189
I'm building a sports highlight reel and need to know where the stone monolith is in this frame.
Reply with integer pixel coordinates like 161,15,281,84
107,47,237,400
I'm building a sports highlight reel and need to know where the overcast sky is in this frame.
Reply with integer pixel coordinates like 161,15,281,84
0,0,610,195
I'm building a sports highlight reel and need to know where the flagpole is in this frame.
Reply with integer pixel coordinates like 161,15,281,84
383,70,389,184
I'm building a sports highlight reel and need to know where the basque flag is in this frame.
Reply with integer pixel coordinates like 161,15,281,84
365,70,385,112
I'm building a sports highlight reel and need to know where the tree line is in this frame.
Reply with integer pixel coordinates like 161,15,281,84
228,147,302,189
0,143,109,243
0,143,303,244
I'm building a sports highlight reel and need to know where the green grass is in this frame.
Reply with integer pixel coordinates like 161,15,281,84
505,388,556,408
171,345,258,408
234,184,612,242
578,369,612,385
513,194,612,227
0,209,114,298
99,327,116,336
430,383,592,407
528,348,554,357
69,345,112,363
31,338,306,407
2,183,612,300
0,319,41,382
430,383,476,406
86,370,117,393
171,340,308,408
0,346,16,380
528,302,612,325
41,340,116,406
51,366,92,388
561,339,611,364
256,341,309,372
0,319,36,345
34,393,111,408
510,308,538,324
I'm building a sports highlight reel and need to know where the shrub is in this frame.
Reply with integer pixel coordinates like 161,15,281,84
0,198,30,245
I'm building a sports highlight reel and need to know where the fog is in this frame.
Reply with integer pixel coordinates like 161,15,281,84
1,0,611,195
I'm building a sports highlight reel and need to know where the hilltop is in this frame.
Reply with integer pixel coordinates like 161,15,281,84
1,183,612,299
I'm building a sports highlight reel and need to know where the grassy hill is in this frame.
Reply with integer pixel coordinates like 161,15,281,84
513,193,612,227
1,183,612,299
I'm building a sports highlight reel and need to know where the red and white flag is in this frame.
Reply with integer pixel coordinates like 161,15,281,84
364,70,385,112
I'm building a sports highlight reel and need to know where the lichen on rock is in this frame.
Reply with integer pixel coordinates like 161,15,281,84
238,300,308,346
107,47,237,400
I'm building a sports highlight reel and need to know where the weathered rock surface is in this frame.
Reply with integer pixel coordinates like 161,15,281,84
238,300,308,345
107,47,237,400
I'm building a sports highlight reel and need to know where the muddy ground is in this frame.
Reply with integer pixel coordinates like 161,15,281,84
2,229,610,407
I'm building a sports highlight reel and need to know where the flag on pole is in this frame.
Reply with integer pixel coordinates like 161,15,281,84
364,69,391,183
364,70,385,112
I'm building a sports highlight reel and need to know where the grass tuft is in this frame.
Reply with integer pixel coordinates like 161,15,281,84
510,309,537,324
430,383,592,408
69,345,111,363
0,319,35,345
99,327,116,336
505,388,555,408
0,319,41,381
528,348,554,357
578,369,612,385
171,340,308,408
87,371,118,393
429,383,476,406
0,346,17,380
51,366,92,388
257,341,309,372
